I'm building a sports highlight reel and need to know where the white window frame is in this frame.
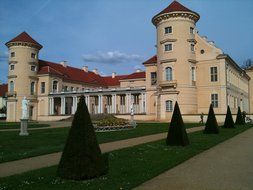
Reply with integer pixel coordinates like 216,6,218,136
165,67,173,81
211,94,218,108
190,27,194,34
30,81,35,95
9,81,14,92
31,65,36,72
166,100,173,112
10,64,15,71
151,72,157,86
164,26,172,34
52,80,58,92
10,52,15,58
164,43,173,52
210,67,218,82
190,43,195,52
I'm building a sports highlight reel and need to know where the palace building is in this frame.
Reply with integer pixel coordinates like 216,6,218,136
4,1,252,122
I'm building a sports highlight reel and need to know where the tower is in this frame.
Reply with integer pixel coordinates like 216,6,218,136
5,32,42,121
152,1,200,120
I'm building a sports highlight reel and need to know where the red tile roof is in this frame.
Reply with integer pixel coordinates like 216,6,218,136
6,31,43,49
143,55,157,65
38,60,143,87
0,84,8,97
121,71,146,80
103,75,128,86
153,1,199,18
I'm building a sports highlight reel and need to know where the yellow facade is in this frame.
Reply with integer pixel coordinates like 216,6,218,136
4,1,252,122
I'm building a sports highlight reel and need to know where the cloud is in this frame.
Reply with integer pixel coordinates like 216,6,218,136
0,51,8,62
82,51,143,64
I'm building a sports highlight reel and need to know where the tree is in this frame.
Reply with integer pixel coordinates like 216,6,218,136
223,106,235,128
235,107,245,125
166,101,189,146
204,104,219,134
57,96,108,180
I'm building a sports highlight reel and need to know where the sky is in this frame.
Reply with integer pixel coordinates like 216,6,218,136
0,0,253,83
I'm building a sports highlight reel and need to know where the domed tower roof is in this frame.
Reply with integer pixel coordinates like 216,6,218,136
152,1,200,26
5,31,43,50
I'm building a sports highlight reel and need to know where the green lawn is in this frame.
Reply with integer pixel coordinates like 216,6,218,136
0,122,50,129
0,123,202,163
0,124,251,190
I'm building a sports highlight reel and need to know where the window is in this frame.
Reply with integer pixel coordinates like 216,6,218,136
191,67,196,81
76,87,79,92
210,67,218,82
166,100,173,112
165,26,172,34
10,64,15,71
165,67,173,81
200,49,205,54
10,52,15,57
190,44,195,52
151,72,157,85
211,94,218,108
190,27,194,34
71,87,74,91
31,53,36,58
52,80,58,92
165,44,172,52
30,82,35,95
41,82,45,94
10,81,14,92
31,65,36,71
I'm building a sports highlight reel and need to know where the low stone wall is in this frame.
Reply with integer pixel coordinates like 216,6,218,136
115,114,156,121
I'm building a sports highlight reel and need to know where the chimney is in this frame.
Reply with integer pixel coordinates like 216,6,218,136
202,36,207,41
135,69,141,73
112,72,116,78
82,66,88,72
93,68,99,75
60,61,68,67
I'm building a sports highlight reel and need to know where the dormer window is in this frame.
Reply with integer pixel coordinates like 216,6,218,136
11,52,15,58
165,26,172,34
31,53,36,58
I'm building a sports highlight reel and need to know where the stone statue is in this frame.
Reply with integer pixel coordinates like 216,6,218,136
130,103,136,128
130,103,134,116
21,97,29,119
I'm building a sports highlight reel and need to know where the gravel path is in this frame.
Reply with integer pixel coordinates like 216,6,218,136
0,126,203,177
135,127,253,190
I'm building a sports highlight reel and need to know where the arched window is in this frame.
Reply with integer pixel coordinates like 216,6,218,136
30,82,35,95
52,80,58,92
166,100,173,112
10,81,14,92
165,67,173,81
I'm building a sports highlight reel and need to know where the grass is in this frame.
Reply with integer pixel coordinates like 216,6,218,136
0,122,50,129
0,123,201,163
0,124,251,190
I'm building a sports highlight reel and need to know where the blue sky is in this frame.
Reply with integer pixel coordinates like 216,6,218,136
0,0,253,83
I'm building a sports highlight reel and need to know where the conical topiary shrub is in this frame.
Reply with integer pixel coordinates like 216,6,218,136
57,96,108,180
235,107,245,125
223,106,235,128
204,104,219,134
166,101,189,146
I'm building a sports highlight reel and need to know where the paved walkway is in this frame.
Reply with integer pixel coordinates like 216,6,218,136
136,127,253,190
0,126,203,177
0,121,71,132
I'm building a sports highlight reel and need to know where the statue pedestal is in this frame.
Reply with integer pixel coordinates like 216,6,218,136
19,119,29,136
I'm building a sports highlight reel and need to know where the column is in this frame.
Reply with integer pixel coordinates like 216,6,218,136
51,97,55,115
49,97,52,115
61,97,66,115
141,92,146,113
101,95,104,113
140,93,144,113
85,95,90,111
112,94,117,114
98,95,103,114
72,96,77,114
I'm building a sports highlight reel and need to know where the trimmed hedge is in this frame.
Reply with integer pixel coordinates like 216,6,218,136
57,96,108,180
204,104,219,134
223,106,235,128
166,101,189,146
235,107,245,125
